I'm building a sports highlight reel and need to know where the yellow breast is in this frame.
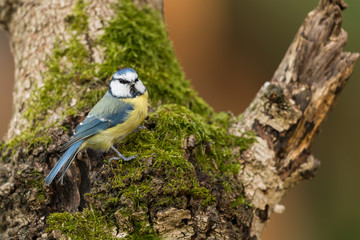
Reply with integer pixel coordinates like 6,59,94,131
82,91,148,151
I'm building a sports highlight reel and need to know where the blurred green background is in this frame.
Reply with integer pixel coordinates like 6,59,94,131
1,0,359,239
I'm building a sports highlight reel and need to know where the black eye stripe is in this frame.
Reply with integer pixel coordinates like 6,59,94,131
114,77,138,84
118,79,128,84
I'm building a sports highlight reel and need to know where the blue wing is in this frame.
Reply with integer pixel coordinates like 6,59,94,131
61,92,134,151
45,92,133,185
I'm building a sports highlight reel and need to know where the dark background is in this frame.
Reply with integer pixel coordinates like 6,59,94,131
1,1,359,239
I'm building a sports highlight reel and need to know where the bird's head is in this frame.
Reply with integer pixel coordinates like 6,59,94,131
109,68,146,98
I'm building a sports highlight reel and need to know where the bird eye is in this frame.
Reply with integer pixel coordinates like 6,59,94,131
119,79,128,84
135,78,139,83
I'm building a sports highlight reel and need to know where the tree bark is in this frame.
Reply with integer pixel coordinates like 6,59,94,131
0,0,358,239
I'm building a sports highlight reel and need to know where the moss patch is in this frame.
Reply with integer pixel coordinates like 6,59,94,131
47,209,116,239
26,170,46,202
97,0,211,115
49,104,254,237
110,104,254,202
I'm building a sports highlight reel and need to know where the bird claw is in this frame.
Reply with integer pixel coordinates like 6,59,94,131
123,154,137,161
108,156,120,164
108,154,137,164
109,145,137,164
123,155,137,162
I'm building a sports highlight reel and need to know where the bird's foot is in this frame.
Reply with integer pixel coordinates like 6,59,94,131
109,154,137,163
109,145,137,164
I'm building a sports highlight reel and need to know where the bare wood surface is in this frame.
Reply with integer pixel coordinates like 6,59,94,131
230,0,358,237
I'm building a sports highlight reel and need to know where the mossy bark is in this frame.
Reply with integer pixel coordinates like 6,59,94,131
0,0,357,239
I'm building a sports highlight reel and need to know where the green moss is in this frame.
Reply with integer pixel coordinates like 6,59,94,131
47,207,160,239
47,209,115,239
190,186,216,206
114,205,160,240
65,0,89,32
60,104,254,237
97,0,212,115
230,196,253,209
115,104,254,195
231,196,246,208
26,171,46,201
48,104,254,237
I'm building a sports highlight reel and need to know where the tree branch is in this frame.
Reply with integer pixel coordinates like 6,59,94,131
230,0,358,237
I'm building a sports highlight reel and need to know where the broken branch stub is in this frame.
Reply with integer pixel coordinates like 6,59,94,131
230,0,359,237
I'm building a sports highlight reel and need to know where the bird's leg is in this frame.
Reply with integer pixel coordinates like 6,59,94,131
109,145,137,163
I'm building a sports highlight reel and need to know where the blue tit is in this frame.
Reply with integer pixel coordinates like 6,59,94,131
44,68,148,186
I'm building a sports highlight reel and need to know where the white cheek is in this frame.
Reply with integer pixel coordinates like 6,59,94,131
135,80,146,93
110,81,131,97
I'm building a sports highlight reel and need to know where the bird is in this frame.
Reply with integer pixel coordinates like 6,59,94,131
44,68,148,186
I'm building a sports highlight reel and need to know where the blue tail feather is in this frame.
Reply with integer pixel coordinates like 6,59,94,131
44,140,84,186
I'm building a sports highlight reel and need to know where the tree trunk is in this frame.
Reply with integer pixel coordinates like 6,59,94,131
0,0,357,239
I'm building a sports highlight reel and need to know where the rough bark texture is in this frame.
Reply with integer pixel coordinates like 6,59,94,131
230,0,358,237
0,0,358,239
